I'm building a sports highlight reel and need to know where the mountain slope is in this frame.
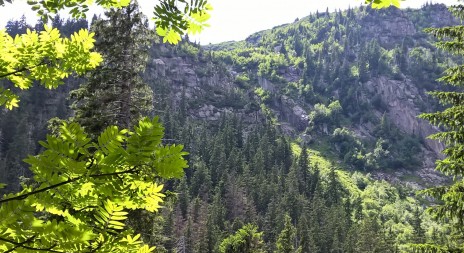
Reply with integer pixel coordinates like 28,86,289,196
0,4,460,252
143,4,458,186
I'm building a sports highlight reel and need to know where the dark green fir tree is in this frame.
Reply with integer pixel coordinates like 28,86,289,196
70,2,153,135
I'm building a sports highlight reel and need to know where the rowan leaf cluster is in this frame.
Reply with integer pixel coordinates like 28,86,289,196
2,0,212,45
0,0,212,110
154,0,213,44
365,0,402,9
0,25,101,109
0,117,188,252
24,0,131,20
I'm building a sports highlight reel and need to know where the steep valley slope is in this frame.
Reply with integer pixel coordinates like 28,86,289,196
0,3,461,252
144,3,458,187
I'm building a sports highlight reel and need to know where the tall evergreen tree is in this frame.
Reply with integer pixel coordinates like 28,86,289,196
326,167,343,206
297,147,309,194
411,208,426,244
414,2,464,251
296,208,311,253
5,15,29,37
71,2,153,135
275,214,296,253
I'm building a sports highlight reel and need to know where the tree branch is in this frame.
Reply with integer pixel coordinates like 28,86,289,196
0,67,29,78
0,177,80,204
0,236,63,253
0,168,137,204
0,62,47,79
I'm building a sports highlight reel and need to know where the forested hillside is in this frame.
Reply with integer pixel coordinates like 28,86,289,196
0,2,462,252
205,3,457,176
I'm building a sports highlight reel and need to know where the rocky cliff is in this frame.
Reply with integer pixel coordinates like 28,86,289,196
142,4,459,185
363,76,443,154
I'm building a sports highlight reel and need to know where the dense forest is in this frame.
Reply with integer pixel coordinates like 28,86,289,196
1,1,464,252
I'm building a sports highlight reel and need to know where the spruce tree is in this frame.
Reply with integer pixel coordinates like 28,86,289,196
296,209,311,253
326,167,342,206
297,147,309,194
414,2,464,252
67,3,170,250
411,208,426,244
178,176,190,219
71,2,153,135
275,214,296,253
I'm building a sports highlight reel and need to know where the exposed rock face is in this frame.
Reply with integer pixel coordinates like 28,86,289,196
147,55,313,133
284,66,301,83
152,59,166,77
364,76,444,154
147,54,444,160
419,4,458,28
275,96,309,131
146,55,263,126
198,104,221,120
361,8,416,47
258,77,276,93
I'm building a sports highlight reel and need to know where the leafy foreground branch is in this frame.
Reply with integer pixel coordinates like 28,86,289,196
0,0,212,110
0,117,188,253
0,168,137,204
0,25,102,109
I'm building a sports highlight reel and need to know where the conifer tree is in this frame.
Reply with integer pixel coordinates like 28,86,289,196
296,209,311,253
414,2,464,252
355,217,393,253
71,2,154,135
275,215,296,253
326,167,343,206
178,176,190,219
411,208,426,244
5,15,29,37
297,147,309,194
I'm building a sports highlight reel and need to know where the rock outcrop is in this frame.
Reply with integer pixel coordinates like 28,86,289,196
364,76,444,154
361,7,416,47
